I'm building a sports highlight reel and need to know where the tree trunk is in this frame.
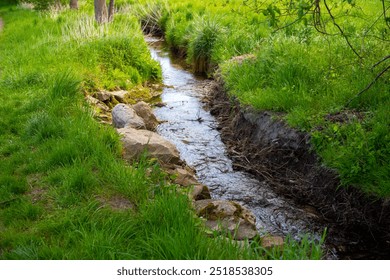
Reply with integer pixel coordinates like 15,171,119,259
94,0,108,24
69,0,78,10
108,0,115,22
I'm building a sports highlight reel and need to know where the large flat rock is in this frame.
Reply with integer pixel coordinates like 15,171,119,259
118,127,180,165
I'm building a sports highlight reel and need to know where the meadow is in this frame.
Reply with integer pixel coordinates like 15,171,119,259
0,0,323,259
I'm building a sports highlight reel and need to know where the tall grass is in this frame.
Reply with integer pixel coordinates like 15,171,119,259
127,0,169,35
187,16,223,73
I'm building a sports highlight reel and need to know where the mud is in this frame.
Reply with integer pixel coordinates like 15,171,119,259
207,80,390,259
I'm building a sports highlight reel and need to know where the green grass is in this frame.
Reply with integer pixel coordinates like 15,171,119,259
130,0,389,198
0,1,323,260
187,16,224,73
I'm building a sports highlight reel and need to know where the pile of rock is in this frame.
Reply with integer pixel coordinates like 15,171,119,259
87,91,283,248
113,102,180,165
85,87,162,124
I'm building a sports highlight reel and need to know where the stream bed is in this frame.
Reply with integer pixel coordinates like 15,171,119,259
147,37,326,251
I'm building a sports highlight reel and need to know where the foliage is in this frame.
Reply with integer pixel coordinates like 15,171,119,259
0,0,20,5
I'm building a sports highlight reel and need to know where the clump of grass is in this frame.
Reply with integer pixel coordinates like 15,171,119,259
187,16,223,74
258,232,326,260
61,15,109,43
311,108,390,197
58,12,162,92
49,70,80,99
24,112,64,142
128,0,170,35
164,11,193,56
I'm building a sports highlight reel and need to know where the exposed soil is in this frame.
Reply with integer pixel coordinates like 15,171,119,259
96,195,135,211
206,79,390,259
0,18,3,32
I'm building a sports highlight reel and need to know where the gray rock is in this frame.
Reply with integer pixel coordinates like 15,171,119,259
112,103,145,129
96,91,112,102
133,101,160,131
190,185,211,201
111,90,129,103
86,95,110,111
194,199,258,240
118,127,180,165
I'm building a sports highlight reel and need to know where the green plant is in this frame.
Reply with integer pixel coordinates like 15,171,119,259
187,16,223,73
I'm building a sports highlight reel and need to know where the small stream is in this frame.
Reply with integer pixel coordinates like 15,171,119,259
148,38,324,245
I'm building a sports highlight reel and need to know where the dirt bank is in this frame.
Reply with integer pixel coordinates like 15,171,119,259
206,80,390,259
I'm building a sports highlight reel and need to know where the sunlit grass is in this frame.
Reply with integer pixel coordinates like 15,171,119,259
0,1,324,260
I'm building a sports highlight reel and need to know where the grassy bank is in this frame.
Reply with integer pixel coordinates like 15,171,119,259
0,2,323,259
129,0,389,198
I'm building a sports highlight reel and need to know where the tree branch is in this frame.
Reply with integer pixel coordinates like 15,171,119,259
345,64,390,107
372,54,390,69
382,0,390,29
313,0,325,32
323,0,363,60
272,4,313,33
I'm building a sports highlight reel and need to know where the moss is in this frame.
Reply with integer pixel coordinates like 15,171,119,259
125,86,153,104
198,202,219,220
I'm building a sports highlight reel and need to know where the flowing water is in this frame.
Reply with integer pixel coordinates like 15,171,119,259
148,38,324,243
